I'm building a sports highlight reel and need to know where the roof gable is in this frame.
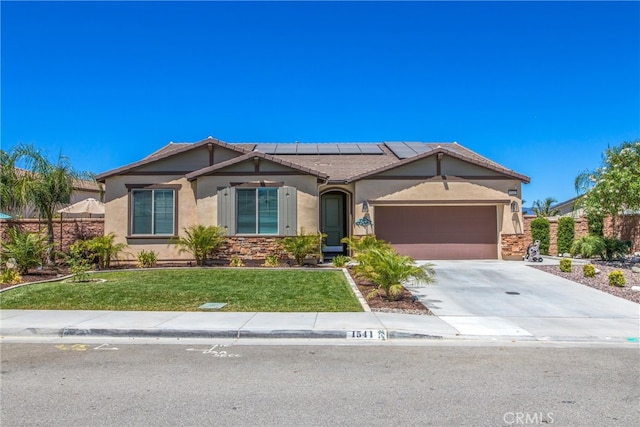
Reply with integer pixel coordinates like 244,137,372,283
95,137,251,182
186,151,329,181
347,144,530,183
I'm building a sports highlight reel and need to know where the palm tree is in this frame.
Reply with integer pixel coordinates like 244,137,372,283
531,197,561,217
0,150,30,216
5,144,94,262
170,225,226,266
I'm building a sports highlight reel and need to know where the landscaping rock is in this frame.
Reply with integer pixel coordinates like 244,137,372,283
632,286,640,292
632,266,640,274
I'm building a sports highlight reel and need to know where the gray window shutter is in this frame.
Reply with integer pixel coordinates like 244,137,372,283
217,187,236,235
278,186,297,236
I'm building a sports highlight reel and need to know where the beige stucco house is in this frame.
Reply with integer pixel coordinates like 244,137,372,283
96,137,530,262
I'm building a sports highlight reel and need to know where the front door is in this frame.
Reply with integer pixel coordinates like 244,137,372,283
321,192,346,251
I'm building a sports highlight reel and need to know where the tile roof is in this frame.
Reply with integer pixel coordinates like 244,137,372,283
96,137,530,184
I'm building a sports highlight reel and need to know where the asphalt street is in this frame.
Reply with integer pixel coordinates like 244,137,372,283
1,341,638,426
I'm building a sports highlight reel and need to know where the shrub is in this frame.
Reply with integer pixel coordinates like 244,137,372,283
67,255,91,282
332,255,349,268
556,217,575,255
262,254,280,267
170,225,226,266
608,270,626,287
602,238,631,261
0,268,21,285
559,258,572,272
570,235,605,259
0,227,51,274
530,217,550,255
137,250,158,268
279,228,325,266
229,254,245,267
357,247,436,301
341,235,392,256
71,233,128,269
582,264,596,278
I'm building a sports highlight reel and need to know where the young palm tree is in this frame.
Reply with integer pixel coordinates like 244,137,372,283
170,225,226,266
531,197,561,217
359,248,435,301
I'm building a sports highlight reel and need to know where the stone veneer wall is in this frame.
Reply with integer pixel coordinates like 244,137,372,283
217,236,289,261
0,218,104,254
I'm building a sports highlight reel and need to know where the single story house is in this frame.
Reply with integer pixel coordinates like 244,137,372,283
96,137,530,261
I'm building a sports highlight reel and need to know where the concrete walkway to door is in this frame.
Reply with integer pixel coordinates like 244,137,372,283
406,260,640,342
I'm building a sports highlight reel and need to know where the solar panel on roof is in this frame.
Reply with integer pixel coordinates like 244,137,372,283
275,145,298,154
254,144,277,154
338,144,361,154
317,144,340,154
296,144,318,154
357,144,383,154
385,142,417,159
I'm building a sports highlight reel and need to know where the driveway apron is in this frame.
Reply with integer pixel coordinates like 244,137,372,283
407,260,640,341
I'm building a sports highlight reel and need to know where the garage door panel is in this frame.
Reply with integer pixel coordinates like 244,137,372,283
375,206,498,259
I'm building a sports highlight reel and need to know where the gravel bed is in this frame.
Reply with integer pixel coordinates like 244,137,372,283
531,261,640,304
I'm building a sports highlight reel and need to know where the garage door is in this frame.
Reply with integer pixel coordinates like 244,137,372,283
374,206,498,259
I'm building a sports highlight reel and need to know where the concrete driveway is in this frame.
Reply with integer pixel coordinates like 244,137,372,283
406,260,640,341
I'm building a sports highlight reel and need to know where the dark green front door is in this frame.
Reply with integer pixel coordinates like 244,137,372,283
321,193,345,249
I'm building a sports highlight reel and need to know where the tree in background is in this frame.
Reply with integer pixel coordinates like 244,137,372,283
531,197,560,217
0,144,94,262
575,140,640,219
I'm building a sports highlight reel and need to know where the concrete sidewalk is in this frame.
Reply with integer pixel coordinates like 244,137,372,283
2,308,638,343
0,309,457,340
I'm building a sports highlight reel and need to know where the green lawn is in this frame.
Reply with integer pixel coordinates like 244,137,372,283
0,269,364,312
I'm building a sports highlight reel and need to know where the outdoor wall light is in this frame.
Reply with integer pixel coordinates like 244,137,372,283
361,200,369,213
510,201,520,213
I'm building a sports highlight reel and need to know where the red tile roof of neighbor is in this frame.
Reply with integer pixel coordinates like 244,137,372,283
96,137,530,183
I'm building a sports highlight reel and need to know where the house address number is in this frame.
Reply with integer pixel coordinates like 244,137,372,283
347,329,387,340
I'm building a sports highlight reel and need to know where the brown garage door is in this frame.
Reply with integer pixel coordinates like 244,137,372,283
374,206,498,259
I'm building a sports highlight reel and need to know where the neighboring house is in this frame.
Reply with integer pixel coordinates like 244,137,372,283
551,196,584,218
96,137,530,261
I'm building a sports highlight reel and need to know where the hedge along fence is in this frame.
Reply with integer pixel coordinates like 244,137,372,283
0,218,105,254
530,217,551,255
556,217,575,255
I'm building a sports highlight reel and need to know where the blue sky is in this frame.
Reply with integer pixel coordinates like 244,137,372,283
2,1,638,206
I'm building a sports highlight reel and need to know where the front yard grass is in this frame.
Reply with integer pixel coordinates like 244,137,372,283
0,269,363,312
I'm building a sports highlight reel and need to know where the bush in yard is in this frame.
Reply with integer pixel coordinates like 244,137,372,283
0,227,51,274
608,270,625,287
229,254,245,267
0,268,21,285
170,225,225,266
556,217,575,255
358,248,436,301
559,258,572,272
332,255,349,268
84,233,128,269
570,235,605,259
582,264,596,278
602,238,631,261
530,217,550,255
341,235,392,257
137,250,158,268
262,254,280,267
279,228,325,266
